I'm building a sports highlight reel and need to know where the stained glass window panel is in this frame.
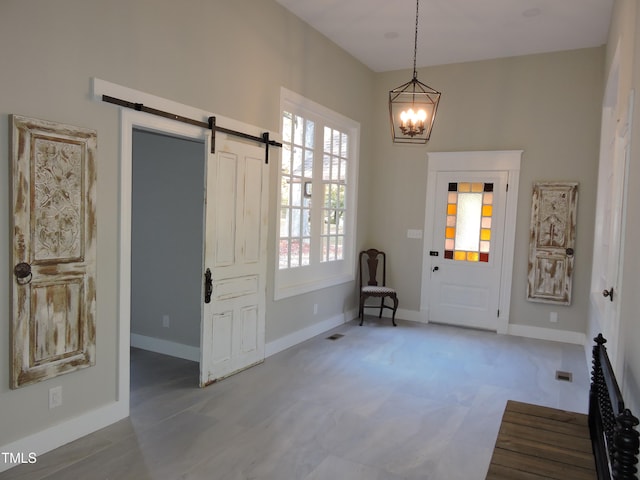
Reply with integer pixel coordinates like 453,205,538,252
443,182,494,263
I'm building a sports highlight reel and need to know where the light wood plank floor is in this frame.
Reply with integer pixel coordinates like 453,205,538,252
0,320,590,480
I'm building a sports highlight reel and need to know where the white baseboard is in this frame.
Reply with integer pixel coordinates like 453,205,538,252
507,323,586,345
266,313,347,357
0,400,128,473
381,308,585,344
377,307,426,323
130,333,200,362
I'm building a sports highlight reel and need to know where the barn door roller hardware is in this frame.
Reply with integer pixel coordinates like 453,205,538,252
101,95,281,163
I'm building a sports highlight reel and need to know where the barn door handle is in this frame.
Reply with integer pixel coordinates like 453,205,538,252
14,262,32,285
204,268,212,304
602,287,614,302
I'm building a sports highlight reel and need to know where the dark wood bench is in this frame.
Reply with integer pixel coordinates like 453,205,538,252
486,334,640,479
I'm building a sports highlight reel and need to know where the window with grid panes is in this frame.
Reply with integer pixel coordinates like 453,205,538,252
276,88,359,299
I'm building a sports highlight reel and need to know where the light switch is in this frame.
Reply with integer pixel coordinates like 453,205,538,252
407,229,423,239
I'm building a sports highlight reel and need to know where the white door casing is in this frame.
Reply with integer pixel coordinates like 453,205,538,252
421,151,521,333
92,78,270,402
201,134,269,386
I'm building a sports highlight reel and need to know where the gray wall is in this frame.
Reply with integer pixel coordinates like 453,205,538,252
131,130,204,348
0,0,374,448
369,47,604,336
3,0,640,459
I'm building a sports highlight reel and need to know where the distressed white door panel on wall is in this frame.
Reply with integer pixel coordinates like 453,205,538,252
527,182,578,305
10,115,97,389
201,135,269,386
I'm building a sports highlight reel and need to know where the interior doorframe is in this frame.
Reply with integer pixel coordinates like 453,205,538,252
119,106,206,409
420,150,522,333
91,78,272,415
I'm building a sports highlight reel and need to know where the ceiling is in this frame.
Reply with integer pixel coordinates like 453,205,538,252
275,0,614,73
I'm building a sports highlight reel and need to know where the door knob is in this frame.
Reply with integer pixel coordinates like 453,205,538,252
602,287,614,302
14,262,32,285
432,266,439,272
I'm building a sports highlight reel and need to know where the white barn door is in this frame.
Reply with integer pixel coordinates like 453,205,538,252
200,133,269,386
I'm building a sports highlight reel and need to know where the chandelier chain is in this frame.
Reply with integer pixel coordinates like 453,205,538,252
412,0,419,79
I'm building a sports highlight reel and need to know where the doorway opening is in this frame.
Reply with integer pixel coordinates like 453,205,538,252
130,129,205,387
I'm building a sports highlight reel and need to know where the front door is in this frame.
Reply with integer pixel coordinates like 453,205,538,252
200,133,269,386
421,151,521,332
428,171,508,330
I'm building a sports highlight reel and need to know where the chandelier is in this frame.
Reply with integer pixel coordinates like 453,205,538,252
389,0,441,144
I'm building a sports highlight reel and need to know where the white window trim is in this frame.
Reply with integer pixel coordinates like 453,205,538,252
275,87,360,300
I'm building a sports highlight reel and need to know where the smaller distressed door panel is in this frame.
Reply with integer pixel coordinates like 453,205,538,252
527,182,578,305
32,278,83,365
243,156,264,264
211,312,233,366
214,152,237,267
241,306,258,354
10,115,97,389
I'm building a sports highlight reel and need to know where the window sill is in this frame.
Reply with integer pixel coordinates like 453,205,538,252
274,270,354,301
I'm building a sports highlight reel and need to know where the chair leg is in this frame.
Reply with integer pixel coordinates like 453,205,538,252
359,296,364,326
378,298,385,318
391,294,398,327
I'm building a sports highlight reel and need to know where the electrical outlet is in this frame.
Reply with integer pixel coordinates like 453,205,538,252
49,386,62,409
162,315,170,328
550,312,558,323
313,304,318,315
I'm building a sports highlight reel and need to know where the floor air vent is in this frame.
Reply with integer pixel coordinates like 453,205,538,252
555,371,573,382
326,333,344,341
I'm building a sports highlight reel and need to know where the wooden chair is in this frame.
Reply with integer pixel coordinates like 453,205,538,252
358,249,398,326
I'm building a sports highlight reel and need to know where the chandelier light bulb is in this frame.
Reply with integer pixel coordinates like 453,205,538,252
399,107,428,137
